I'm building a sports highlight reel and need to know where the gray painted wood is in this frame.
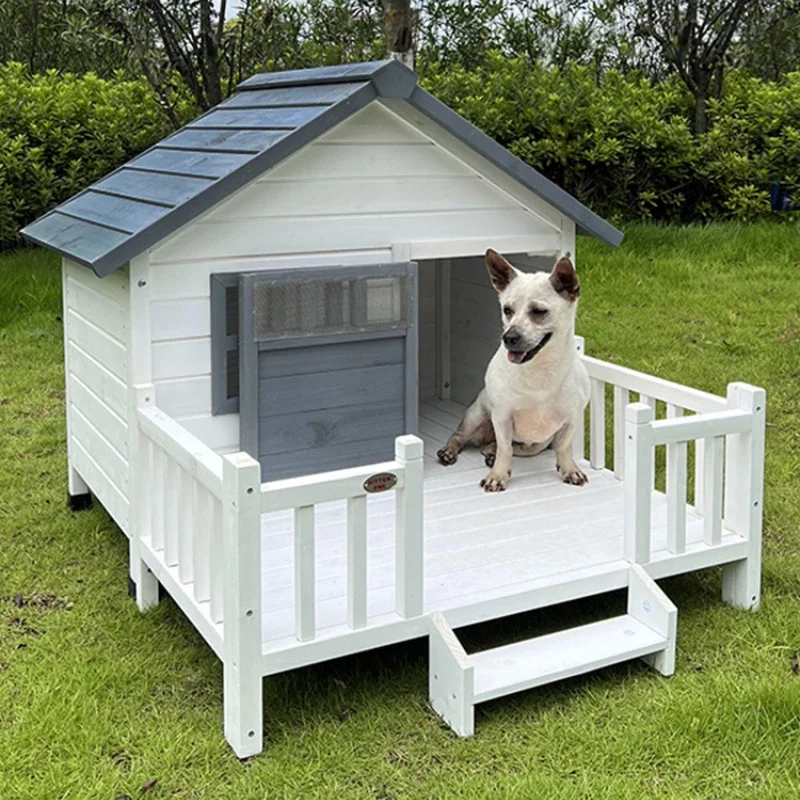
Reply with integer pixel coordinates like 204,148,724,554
22,212,128,260
222,84,361,108
258,337,404,378
60,191,167,234
160,128,288,154
261,436,399,481
211,273,240,415
95,169,212,208
259,363,404,415
259,401,405,455
189,106,326,131
238,261,418,481
237,63,382,89
130,148,251,179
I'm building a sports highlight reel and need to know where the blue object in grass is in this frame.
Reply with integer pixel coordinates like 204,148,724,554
769,183,792,212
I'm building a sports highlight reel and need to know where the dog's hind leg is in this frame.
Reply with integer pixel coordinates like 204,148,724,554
437,394,493,466
553,422,588,486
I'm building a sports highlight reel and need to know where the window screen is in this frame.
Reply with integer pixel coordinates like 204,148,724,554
210,274,240,414
252,274,413,341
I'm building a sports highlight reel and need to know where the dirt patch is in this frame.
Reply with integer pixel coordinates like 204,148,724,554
11,593,73,611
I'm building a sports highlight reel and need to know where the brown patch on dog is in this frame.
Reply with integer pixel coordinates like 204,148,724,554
550,257,580,301
485,249,517,293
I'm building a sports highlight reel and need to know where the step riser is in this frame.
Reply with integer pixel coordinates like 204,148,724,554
428,565,678,737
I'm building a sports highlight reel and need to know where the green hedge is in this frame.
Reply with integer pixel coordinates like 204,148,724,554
0,63,189,249
421,55,800,224
2,57,799,251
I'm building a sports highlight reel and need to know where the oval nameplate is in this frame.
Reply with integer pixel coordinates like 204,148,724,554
363,472,397,494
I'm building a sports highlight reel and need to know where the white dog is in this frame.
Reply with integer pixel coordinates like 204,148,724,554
437,249,590,492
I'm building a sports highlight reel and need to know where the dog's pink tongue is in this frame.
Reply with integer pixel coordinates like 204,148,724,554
507,351,526,364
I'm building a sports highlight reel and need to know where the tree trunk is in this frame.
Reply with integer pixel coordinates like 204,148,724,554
382,0,414,69
693,73,711,135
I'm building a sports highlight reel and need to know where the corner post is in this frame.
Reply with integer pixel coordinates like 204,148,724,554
222,452,264,758
722,383,766,610
129,385,159,610
395,435,425,619
573,336,586,462
624,403,654,564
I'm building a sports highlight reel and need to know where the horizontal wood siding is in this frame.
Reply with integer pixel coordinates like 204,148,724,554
147,102,565,455
64,259,130,527
257,339,406,480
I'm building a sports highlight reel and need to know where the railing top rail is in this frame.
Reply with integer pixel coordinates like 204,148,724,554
138,406,225,499
648,409,753,445
583,355,726,414
260,458,406,513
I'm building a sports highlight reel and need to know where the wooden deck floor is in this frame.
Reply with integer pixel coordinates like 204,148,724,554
259,399,738,650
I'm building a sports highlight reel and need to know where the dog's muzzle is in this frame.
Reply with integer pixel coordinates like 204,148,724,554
506,332,553,365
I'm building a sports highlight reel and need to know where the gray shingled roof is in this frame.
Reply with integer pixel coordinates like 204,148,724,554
21,60,622,277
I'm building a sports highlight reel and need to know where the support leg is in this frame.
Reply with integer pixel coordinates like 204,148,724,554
224,663,264,758
129,542,159,611
67,466,92,511
722,558,761,611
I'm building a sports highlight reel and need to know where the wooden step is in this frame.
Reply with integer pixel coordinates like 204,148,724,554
428,565,677,737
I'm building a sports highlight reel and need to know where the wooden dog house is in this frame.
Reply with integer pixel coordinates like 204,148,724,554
22,61,765,758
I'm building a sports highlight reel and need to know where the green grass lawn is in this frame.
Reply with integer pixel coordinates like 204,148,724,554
2,223,800,799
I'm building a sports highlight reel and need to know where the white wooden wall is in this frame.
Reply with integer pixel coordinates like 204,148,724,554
63,258,130,528
146,101,569,454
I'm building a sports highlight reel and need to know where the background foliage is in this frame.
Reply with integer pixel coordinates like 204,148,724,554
1,0,798,250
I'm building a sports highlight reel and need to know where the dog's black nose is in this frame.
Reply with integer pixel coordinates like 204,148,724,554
503,329,521,348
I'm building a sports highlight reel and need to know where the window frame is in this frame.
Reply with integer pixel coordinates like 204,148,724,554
210,273,240,415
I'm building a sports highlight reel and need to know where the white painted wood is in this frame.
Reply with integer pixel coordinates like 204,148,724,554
192,479,211,602
70,438,128,526
150,445,165,552
69,406,129,494
428,612,475,737
164,459,179,567
67,341,127,419
260,460,405,512
613,385,629,480
436,259,452,400
129,383,158,610
703,436,724,546
66,257,128,304
152,208,550,264
177,414,240,452
722,383,766,610
294,505,316,642
470,615,667,703
589,378,606,470
152,337,210,380
346,496,367,630
666,405,687,555
65,276,127,342
627,564,677,675
66,310,127,381
222,452,263,759
650,410,752,445
139,537,223,659
410,234,560,262
151,298,210,342
694,438,705,517
582,356,726,414
210,498,224,624
394,435,425,618
573,336,585,461
624,403,654,564
138,407,224,498
178,471,194,584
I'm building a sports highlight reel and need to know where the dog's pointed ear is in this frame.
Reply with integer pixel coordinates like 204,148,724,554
485,249,518,293
550,256,580,301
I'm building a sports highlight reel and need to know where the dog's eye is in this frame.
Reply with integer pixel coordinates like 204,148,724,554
502,306,514,318
529,306,548,318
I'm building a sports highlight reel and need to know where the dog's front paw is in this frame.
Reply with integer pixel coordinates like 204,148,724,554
560,466,588,486
480,471,509,492
437,446,458,466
